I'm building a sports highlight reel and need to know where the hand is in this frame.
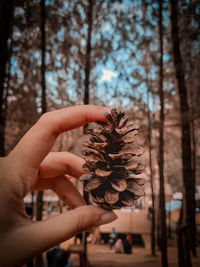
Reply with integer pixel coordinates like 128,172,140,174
0,105,117,267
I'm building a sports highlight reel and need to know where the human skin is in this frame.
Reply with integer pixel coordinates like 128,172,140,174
0,105,117,267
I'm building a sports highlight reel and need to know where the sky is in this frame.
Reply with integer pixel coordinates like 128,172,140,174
10,0,168,112
100,69,117,83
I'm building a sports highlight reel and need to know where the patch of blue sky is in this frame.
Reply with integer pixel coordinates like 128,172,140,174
69,29,80,40
46,72,57,88
77,2,86,21
193,40,200,54
56,27,65,42
14,7,25,17
95,19,114,36
70,45,78,54
99,69,117,83
80,23,88,37
95,71,134,106
62,0,70,12
163,53,170,62
115,48,130,62
66,70,82,102
12,26,22,41
30,51,41,66
46,69,76,105
52,53,62,68
95,47,158,108
12,0,171,112
10,56,24,84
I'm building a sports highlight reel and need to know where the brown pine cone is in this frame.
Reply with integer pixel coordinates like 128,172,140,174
80,108,145,210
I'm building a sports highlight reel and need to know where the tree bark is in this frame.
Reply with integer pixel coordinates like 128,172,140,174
36,0,47,266
170,0,195,266
0,0,14,156
83,0,93,135
158,1,168,266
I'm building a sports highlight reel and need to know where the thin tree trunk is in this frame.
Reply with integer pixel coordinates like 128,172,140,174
157,211,161,249
142,1,156,254
143,16,156,257
31,190,34,220
187,16,197,256
58,200,63,214
36,0,47,266
83,0,93,207
82,4,93,265
170,0,195,266
83,0,93,135
158,1,168,266
40,0,47,114
190,117,196,256
0,0,14,156
3,36,13,157
177,205,184,267
147,90,156,256
152,91,160,251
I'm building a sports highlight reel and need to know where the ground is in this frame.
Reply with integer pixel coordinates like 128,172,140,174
60,240,200,267
40,202,200,266
58,207,200,267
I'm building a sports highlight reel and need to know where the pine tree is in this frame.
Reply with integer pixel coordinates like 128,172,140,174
36,0,47,266
0,0,14,156
170,0,195,266
158,0,168,266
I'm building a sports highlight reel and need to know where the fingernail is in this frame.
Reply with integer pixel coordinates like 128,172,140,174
98,211,118,225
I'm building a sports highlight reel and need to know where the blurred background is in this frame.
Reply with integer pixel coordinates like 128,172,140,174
0,0,200,266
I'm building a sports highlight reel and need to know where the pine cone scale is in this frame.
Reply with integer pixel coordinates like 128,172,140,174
126,180,145,196
95,169,112,177
111,178,127,192
85,177,102,191
105,190,119,204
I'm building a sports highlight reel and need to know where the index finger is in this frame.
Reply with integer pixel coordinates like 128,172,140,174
9,105,110,169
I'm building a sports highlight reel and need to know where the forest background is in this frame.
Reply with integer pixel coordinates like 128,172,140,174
0,0,200,267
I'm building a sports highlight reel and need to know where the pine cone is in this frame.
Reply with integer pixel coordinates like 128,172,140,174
80,109,145,210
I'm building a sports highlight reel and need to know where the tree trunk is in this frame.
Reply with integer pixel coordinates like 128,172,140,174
147,90,156,256
83,0,93,135
142,1,156,255
83,0,93,207
40,0,47,115
177,205,185,267
158,1,168,266
187,12,197,255
170,0,195,266
35,191,44,267
190,116,197,256
3,37,13,157
0,0,14,156
36,0,47,266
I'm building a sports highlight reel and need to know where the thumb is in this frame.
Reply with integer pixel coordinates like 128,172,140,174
1,205,117,267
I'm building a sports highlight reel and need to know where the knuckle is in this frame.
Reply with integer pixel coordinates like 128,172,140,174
37,112,57,135
74,209,90,233
76,215,86,233
38,112,51,124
